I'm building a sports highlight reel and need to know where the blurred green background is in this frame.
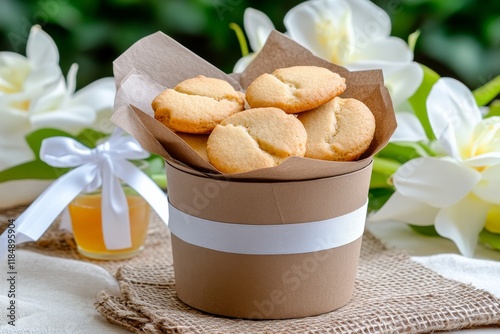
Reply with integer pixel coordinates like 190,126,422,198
1,0,499,92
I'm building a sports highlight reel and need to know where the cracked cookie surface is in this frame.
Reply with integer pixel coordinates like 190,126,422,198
207,107,307,173
152,75,245,134
298,97,375,161
245,66,346,113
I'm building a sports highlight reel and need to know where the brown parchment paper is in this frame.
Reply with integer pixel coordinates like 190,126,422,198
111,30,396,181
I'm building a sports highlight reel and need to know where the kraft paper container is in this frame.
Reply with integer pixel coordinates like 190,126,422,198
111,30,396,319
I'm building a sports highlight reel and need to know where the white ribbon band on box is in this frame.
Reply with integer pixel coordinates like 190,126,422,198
168,201,368,255
0,128,170,255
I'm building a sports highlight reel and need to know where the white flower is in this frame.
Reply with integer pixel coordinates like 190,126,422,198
284,0,423,107
0,25,115,208
233,8,275,73
371,77,500,257
235,0,423,116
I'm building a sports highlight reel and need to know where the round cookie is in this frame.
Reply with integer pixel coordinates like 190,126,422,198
152,75,245,134
245,66,346,113
176,132,209,161
297,97,375,161
207,107,307,173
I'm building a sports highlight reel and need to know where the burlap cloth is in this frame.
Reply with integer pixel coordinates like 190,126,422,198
2,206,500,334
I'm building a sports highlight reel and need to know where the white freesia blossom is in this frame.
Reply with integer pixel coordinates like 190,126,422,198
0,25,115,208
233,8,275,73
235,0,423,122
284,0,423,107
371,77,500,257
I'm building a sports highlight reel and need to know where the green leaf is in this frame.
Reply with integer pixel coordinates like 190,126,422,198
145,154,166,175
25,128,76,159
370,171,392,189
368,188,395,212
408,224,441,237
373,156,401,174
485,100,500,118
408,64,440,141
473,75,500,106
370,157,401,189
408,29,421,52
0,160,70,182
478,229,500,250
376,142,435,164
151,174,167,190
75,128,109,148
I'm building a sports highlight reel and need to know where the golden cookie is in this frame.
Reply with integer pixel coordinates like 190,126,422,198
245,66,346,113
207,107,307,173
152,75,245,134
176,132,209,161
297,97,375,161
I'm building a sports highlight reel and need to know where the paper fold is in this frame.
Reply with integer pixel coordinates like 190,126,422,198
111,30,396,181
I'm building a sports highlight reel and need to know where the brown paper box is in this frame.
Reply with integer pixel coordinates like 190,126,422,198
111,30,396,319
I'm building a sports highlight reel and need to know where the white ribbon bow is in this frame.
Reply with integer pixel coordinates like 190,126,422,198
0,128,169,254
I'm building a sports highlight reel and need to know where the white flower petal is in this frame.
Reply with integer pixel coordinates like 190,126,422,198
24,63,63,92
369,191,439,225
394,157,481,207
29,78,66,114
434,195,490,257
0,52,31,94
0,51,29,68
470,116,500,156
351,37,413,63
69,77,115,112
26,25,59,66
284,0,354,63
426,77,482,159
465,153,500,167
347,0,391,41
390,112,428,142
474,164,500,204
347,60,423,107
30,106,96,134
92,107,115,134
0,110,33,170
244,8,275,52
233,53,256,73
384,62,423,107
66,63,79,95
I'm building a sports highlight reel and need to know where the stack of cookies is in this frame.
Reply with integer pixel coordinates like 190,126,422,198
152,66,376,174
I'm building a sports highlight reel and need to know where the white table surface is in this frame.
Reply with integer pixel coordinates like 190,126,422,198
367,220,500,334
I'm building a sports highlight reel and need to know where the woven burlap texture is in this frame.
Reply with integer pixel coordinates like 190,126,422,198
95,218,500,333
2,207,500,333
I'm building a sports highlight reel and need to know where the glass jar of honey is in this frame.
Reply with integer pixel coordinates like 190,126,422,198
68,162,151,260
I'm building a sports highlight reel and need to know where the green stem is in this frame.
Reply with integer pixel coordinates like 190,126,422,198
370,172,391,189
373,156,401,175
229,22,249,57
485,100,500,118
474,74,500,106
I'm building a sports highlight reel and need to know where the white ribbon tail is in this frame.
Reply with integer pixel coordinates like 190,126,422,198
100,156,132,250
113,158,169,225
168,201,368,255
59,208,73,232
0,164,97,258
